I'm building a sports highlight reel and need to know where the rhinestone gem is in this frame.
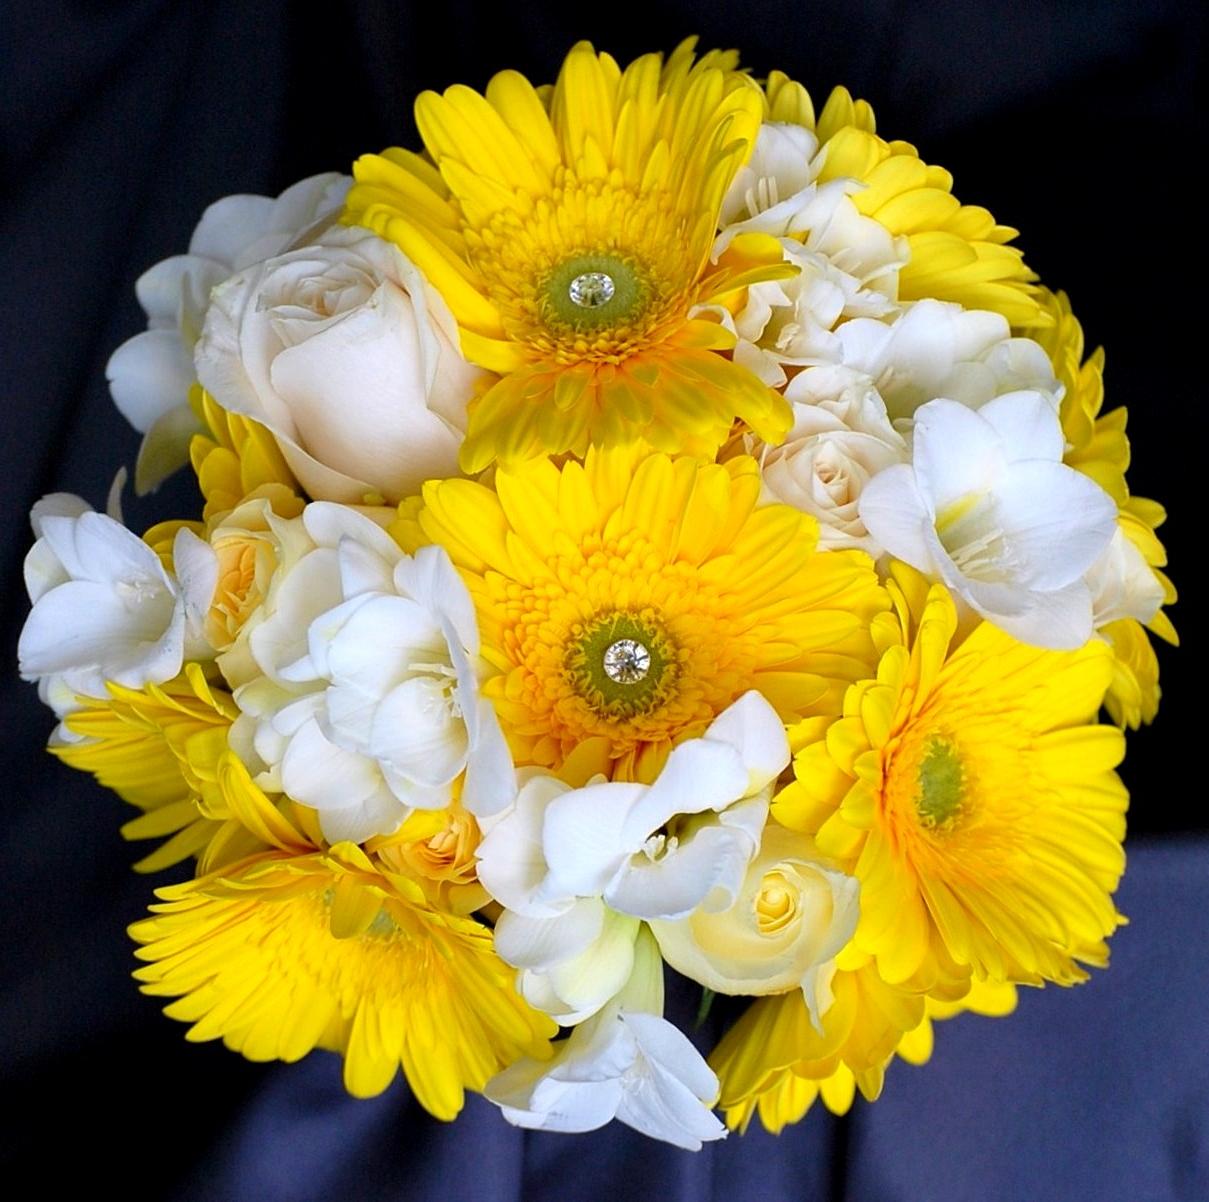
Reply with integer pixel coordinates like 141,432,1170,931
603,639,651,684
568,271,616,309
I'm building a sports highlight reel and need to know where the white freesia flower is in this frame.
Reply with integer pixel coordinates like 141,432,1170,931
860,393,1118,648
19,496,216,714
228,503,513,844
477,692,789,1024
650,824,858,1027
106,173,350,492
1086,523,1165,629
196,225,486,505
713,123,906,386
813,300,1061,422
485,930,726,1150
759,371,908,553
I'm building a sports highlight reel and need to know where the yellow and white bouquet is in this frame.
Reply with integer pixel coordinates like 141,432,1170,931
18,40,1176,1148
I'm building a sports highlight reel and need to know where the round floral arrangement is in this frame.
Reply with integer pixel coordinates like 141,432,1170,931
18,39,1176,1148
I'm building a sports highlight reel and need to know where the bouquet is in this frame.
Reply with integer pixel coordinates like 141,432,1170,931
17,39,1176,1149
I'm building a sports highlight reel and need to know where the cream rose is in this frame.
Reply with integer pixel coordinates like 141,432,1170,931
758,368,908,554
649,823,859,1024
106,173,350,493
195,225,488,505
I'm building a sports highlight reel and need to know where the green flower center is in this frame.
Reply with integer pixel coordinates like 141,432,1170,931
541,253,651,332
915,736,967,829
565,611,677,719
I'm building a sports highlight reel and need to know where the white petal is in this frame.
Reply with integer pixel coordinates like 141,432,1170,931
498,1083,624,1135
188,194,277,263
134,403,205,494
494,899,605,971
19,580,174,680
973,579,1096,650
267,288,462,503
30,493,91,536
858,466,936,571
461,698,517,817
280,716,366,800
39,510,168,587
370,676,468,788
249,548,344,679
701,691,790,792
318,594,443,692
993,462,1117,588
317,789,407,844
619,739,749,849
336,536,397,599
541,911,640,1018
606,805,765,921
394,545,478,655
911,400,1004,509
105,329,194,434
302,502,401,561
978,389,1065,461
172,527,219,629
23,539,70,604
541,782,645,897
623,1013,721,1107
476,775,569,915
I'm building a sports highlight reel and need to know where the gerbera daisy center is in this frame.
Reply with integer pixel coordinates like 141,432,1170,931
914,735,967,830
566,611,678,720
539,250,656,338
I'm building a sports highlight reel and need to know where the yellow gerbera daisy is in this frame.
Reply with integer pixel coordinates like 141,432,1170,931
774,566,1128,987
762,73,1044,327
395,448,888,783
711,954,926,1133
130,768,555,1119
345,39,793,471
52,664,235,872
713,957,1016,1135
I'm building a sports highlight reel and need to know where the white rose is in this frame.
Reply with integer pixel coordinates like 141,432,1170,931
106,173,350,492
227,502,514,843
196,225,487,505
650,823,858,1026
760,371,909,553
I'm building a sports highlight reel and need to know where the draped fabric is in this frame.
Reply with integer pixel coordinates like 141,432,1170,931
2,3,1203,1198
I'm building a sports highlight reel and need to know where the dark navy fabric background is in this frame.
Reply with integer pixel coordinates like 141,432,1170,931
1,3,1204,1199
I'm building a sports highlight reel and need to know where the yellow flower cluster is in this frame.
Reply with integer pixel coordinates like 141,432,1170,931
30,36,1174,1142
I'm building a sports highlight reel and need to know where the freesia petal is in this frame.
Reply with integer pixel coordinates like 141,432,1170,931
858,467,935,570
105,329,194,433
542,782,644,897
476,774,569,915
978,389,1065,460
494,899,605,971
993,462,1117,588
911,400,1004,509
370,676,468,787
619,739,748,847
461,698,517,817
701,690,791,793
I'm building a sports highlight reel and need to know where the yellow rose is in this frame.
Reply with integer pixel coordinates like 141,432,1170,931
649,823,859,1018
202,485,304,651
373,800,487,915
